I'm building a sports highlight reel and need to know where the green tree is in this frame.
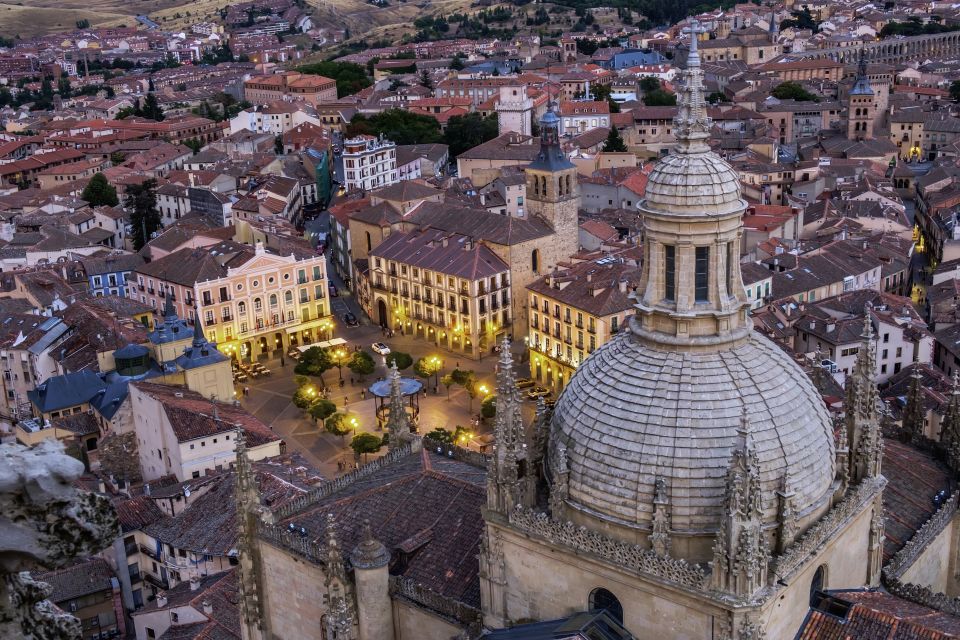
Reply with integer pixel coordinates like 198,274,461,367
308,398,337,423
386,351,413,370
109,151,126,165
419,69,433,89
590,83,620,113
707,91,728,104
274,135,284,155
771,81,818,102
184,138,203,154
81,173,119,207
950,80,960,103
126,179,161,250
639,76,661,93
57,76,71,98
347,109,442,146
602,127,627,153
450,53,465,70
294,346,333,380
324,412,352,439
139,92,165,121
462,371,479,412
292,386,318,409
643,89,677,106
426,427,454,443
443,112,499,157
351,432,383,461
348,350,375,377
480,394,496,419
297,61,372,97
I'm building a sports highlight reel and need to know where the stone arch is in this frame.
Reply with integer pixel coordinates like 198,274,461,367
810,564,827,605
588,587,623,623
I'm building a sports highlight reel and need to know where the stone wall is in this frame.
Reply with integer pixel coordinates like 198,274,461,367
259,540,329,639
393,599,462,640
898,517,957,594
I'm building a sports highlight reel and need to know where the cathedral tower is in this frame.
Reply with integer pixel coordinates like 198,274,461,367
847,49,875,141
525,105,579,262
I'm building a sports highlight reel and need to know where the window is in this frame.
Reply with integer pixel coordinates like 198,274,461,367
664,245,675,301
695,246,709,302
588,587,623,623
531,249,540,273
726,242,735,294
810,565,827,606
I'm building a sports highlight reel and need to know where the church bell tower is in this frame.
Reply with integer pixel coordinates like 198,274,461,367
525,105,579,260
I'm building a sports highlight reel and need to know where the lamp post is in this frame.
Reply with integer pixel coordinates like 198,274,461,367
430,355,442,390
335,348,346,381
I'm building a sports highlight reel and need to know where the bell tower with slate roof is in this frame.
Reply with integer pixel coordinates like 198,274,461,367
525,103,580,264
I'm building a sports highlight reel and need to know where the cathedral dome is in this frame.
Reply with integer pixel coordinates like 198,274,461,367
547,325,836,548
642,153,744,217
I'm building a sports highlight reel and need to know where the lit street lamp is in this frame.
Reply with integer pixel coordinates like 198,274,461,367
335,348,346,381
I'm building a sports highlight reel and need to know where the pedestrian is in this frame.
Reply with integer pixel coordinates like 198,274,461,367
344,396,349,406
455,361,460,369
350,376,354,385
339,378,345,388
361,390,366,400
243,386,249,397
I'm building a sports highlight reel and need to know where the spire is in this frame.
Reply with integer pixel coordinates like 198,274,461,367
941,373,960,472
901,364,926,443
235,430,265,638
675,20,712,154
350,519,389,570
487,336,534,514
845,308,883,484
650,477,672,557
162,289,177,320
385,362,408,449
851,47,874,96
322,513,354,640
192,307,207,348
324,513,346,585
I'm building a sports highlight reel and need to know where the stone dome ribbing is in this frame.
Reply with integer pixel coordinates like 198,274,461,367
547,319,836,537
642,153,745,217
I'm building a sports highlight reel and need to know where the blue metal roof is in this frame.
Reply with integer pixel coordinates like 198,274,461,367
368,377,423,398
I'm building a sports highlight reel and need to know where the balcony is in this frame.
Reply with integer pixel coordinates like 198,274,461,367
124,542,138,557
222,314,233,323
202,297,213,307
144,573,169,590
128,569,142,584
139,544,159,560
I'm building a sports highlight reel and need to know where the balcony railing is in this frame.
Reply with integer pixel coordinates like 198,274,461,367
139,544,159,560
144,573,168,590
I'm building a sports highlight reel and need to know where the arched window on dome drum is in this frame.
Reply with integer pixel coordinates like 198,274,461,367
664,245,675,301
726,242,735,295
588,587,623,623
810,565,827,606
695,246,709,302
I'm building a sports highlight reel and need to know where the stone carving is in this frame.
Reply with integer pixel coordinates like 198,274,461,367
322,513,354,640
548,444,569,520
712,410,769,597
940,373,960,473
777,476,798,554
675,20,713,147
883,490,960,580
422,437,488,469
846,314,883,484
771,478,882,581
488,338,534,514
235,432,265,637
886,579,960,617
834,421,849,501
0,441,119,640
508,507,708,590
350,520,389,570
531,396,552,465
900,365,926,443
737,616,766,640
868,506,885,585
389,575,482,627
651,477,672,557
273,444,414,520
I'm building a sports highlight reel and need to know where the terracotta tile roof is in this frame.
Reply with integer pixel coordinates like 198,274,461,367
409,201,555,246
136,241,253,287
131,382,278,447
527,260,639,318
133,569,241,640
370,227,509,279
113,495,168,532
279,449,486,607
799,589,960,639
34,558,114,603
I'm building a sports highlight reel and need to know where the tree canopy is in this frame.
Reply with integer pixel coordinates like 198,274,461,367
297,61,372,98
126,180,161,250
351,432,383,460
385,351,413,370
294,346,333,378
602,127,627,153
771,81,819,102
81,173,119,207
348,350,375,377
643,89,677,106
442,113,499,157
346,109,443,146
880,17,960,37
325,412,353,438
413,357,442,379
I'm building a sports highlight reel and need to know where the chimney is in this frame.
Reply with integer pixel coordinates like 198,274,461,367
810,320,816,330
826,322,835,333
618,279,627,293
190,576,200,591
144,483,151,496
202,600,212,616
157,593,168,608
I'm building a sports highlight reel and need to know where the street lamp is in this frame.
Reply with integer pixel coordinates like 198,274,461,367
479,384,489,396
430,355,442,389
335,349,346,380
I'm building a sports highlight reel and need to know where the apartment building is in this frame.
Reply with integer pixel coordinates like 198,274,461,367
134,241,331,362
243,71,338,106
365,228,511,358
558,100,611,136
526,260,638,392
342,134,398,193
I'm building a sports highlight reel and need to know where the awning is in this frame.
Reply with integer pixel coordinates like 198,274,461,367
297,337,347,353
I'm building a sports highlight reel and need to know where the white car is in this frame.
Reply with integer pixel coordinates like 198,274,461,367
371,342,391,355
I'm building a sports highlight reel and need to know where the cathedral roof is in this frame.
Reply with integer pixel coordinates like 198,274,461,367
278,448,486,608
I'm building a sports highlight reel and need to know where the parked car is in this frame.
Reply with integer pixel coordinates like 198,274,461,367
515,378,536,390
342,312,359,327
328,283,339,297
371,342,391,355
525,386,551,400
